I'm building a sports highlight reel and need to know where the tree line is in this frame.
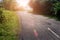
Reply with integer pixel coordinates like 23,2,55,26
29,0,60,20
0,0,17,10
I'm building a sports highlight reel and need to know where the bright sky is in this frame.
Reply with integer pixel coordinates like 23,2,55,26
16,0,30,7
0,0,3,2
0,0,2,2
16,0,33,10
0,0,1,2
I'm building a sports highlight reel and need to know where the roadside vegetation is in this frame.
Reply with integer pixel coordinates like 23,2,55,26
46,0,60,21
53,1,60,20
29,0,60,21
0,8,19,40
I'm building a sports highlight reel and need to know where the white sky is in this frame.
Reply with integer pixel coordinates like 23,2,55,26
0,0,2,1
0,0,3,2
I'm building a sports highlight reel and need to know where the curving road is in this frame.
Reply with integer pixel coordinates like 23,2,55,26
17,11,60,40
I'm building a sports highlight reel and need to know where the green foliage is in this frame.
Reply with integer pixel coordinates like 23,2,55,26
0,36,18,40
53,1,60,20
53,2,60,11
0,9,19,40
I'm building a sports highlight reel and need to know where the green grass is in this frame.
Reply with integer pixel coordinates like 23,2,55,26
0,8,20,40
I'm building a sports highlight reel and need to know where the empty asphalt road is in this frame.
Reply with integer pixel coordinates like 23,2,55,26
17,11,60,40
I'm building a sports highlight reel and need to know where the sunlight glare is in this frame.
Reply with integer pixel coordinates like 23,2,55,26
16,0,33,11
16,0,30,7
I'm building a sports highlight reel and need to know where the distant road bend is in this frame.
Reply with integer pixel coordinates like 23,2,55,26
17,11,60,40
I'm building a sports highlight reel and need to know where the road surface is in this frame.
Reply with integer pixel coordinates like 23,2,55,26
17,11,60,40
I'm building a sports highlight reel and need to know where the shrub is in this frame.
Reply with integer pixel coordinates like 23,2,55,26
0,9,19,40
53,2,60,20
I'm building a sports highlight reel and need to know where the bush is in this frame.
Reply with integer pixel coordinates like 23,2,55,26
0,36,18,40
53,2,60,20
0,9,19,40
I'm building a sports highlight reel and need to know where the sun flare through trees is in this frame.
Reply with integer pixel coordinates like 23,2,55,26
16,0,33,11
